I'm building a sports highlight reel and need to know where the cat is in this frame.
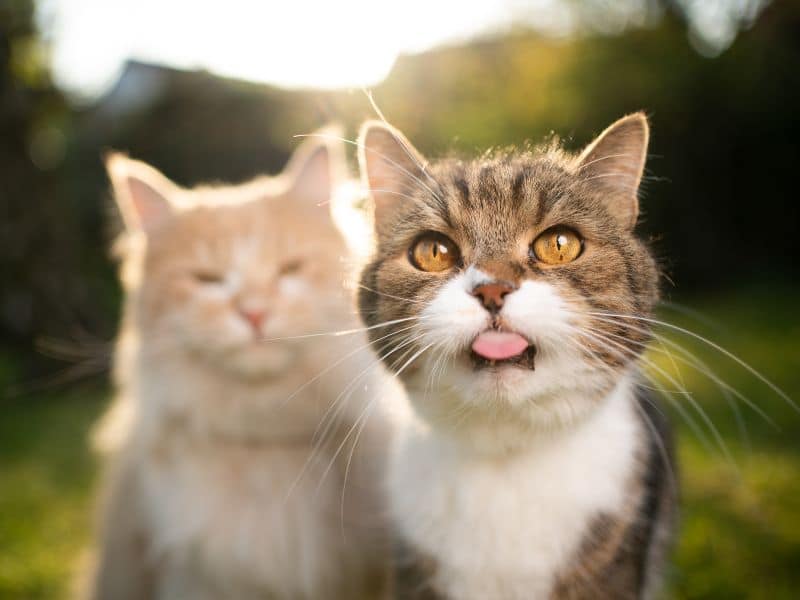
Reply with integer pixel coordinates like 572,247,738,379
356,113,676,599
87,132,389,600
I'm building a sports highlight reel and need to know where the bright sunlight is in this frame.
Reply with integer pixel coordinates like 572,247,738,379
39,0,523,98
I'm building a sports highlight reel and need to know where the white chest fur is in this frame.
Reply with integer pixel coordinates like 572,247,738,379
389,380,640,600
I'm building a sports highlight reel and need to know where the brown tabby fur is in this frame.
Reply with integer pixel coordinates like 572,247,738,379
357,114,677,599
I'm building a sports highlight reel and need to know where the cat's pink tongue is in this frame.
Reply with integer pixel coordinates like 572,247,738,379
471,331,529,360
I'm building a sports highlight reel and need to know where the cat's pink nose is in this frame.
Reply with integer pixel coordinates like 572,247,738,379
240,308,267,332
472,281,516,313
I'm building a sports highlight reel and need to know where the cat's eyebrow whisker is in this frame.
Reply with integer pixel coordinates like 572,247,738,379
294,133,443,203
363,88,441,191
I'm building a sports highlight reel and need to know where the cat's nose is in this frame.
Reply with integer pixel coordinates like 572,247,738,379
471,281,516,313
239,308,267,333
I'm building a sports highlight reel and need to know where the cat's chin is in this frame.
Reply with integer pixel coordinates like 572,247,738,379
201,344,299,380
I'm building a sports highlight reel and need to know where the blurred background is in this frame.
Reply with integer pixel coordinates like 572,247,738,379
1,0,798,597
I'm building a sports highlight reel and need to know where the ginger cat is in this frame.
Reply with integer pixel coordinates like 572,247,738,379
88,134,388,599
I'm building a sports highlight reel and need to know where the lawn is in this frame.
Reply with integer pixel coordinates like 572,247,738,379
0,286,798,599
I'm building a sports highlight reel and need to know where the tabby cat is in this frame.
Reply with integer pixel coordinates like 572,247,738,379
357,113,676,599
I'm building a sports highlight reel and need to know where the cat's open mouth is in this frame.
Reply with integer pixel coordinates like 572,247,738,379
469,329,537,370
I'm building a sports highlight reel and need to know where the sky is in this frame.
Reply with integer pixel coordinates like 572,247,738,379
37,0,764,100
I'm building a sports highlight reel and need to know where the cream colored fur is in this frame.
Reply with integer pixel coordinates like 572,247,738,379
87,135,389,599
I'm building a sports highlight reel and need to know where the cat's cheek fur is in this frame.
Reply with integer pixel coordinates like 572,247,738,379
419,267,489,351
407,271,609,443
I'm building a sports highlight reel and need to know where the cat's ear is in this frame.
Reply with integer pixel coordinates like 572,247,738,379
284,126,343,207
105,153,178,233
358,120,428,227
575,112,649,229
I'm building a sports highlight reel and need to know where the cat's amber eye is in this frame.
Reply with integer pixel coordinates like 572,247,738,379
531,226,583,265
409,233,460,272
191,270,225,284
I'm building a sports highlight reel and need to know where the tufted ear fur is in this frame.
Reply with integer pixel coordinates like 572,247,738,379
575,112,649,229
358,120,430,227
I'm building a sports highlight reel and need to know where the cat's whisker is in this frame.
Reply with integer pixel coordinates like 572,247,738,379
586,314,779,429
363,88,441,192
586,310,797,412
294,133,444,202
296,329,429,496
363,187,428,205
313,341,436,499
568,325,711,443
576,326,733,463
657,300,723,332
580,344,716,458
339,394,377,541
310,329,425,453
356,283,427,306
255,315,424,344
280,323,419,420
632,398,680,500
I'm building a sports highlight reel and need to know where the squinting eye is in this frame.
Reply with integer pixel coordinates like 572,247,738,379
409,233,460,272
531,226,583,265
279,259,304,275
191,270,225,284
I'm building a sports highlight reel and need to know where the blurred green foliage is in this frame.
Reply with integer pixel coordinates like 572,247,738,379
0,0,76,371
2,1,799,376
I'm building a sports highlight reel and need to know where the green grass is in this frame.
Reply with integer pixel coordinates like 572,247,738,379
657,286,800,599
0,286,798,599
0,381,105,600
